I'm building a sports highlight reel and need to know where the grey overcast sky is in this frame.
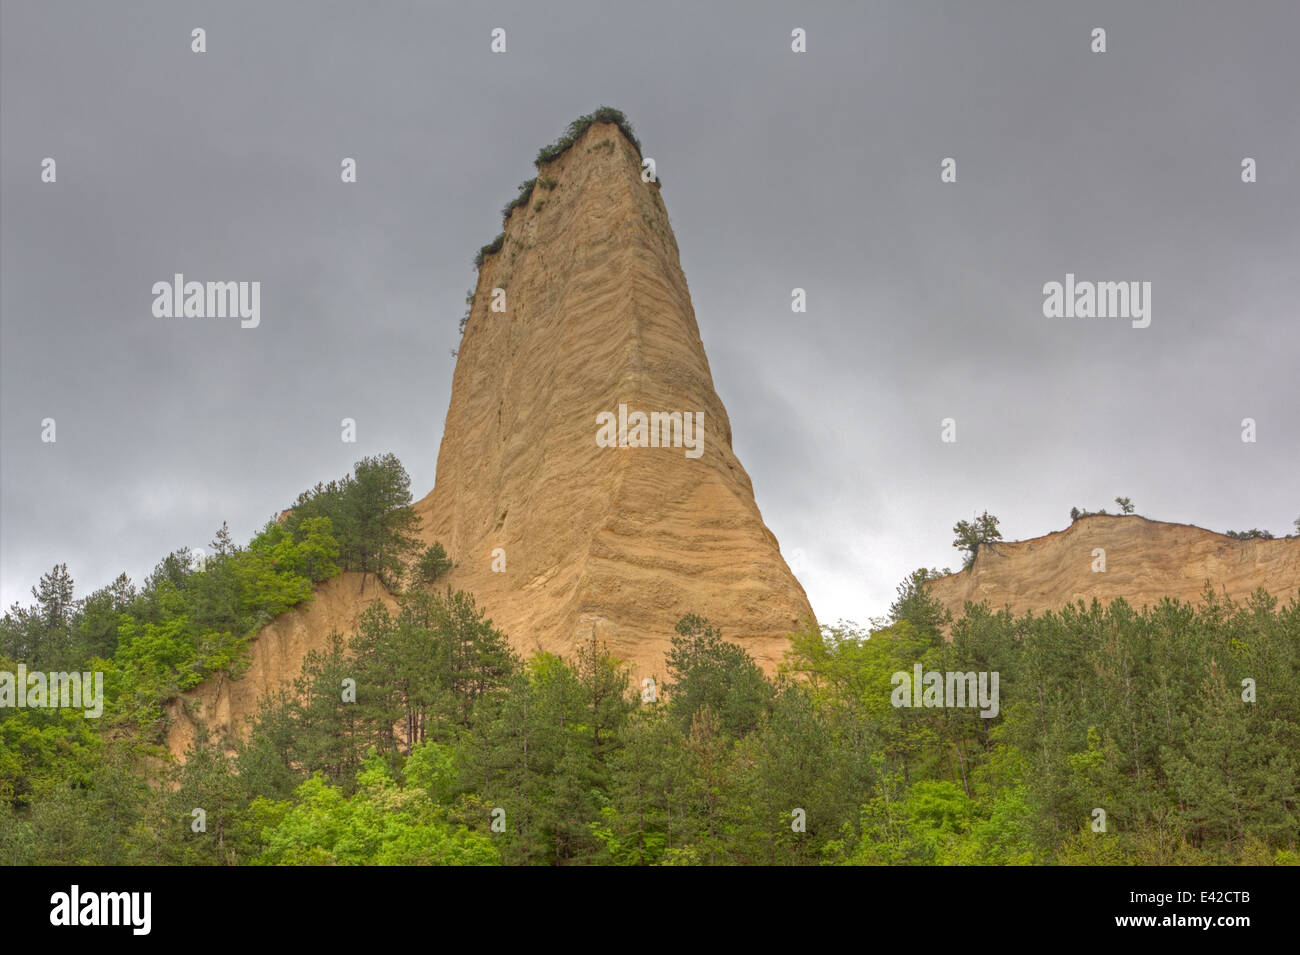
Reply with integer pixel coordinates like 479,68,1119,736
2,1,1297,626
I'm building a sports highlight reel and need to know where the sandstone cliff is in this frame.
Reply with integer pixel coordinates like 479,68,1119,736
165,573,396,756
925,515,1300,624
413,119,815,678
165,117,814,759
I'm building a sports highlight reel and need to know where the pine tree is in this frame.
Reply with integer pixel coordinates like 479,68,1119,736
348,453,421,591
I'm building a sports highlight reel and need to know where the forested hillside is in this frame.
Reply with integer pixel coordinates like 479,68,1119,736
2,457,1297,865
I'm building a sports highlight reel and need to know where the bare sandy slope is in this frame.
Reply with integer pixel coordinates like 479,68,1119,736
165,573,396,758
925,515,1300,625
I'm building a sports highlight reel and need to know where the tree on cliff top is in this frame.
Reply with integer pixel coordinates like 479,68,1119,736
952,511,1002,570
284,453,421,592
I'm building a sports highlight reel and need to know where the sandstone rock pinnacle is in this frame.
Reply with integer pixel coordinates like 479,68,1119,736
413,117,815,677
165,115,815,759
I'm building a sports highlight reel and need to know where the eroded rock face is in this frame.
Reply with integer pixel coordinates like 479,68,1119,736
925,515,1300,625
165,120,813,760
412,120,814,679
165,573,396,757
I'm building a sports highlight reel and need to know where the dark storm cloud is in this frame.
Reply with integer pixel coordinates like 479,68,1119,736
3,1,1297,624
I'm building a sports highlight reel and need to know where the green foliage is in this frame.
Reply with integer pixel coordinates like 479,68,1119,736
664,615,772,739
7,581,1297,867
473,232,505,270
347,454,421,589
952,511,1002,569
0,454,425,841
466,106,638,329
534,106,641,167
502,178,537,220
283,453,420,590
6,472,1298,867
888,568,952,638
0,742,154,865
0,679,101,813
232,586,520,815
1,564,76,667
1225,528,1275,540
236,632,370,793
347,587,519,753
459,288,474,336
2,514,342,739
253,758,498,866
1071,497,1140,521
404,740,460,805
160,726,250,865
455,639,631,866
413,542,453,588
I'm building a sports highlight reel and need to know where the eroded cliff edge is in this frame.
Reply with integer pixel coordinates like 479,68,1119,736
925,514,1300,624
166,118,815,759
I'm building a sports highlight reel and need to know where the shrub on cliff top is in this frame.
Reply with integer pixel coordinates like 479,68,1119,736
534,106,641,167
505,110,641,221
1226,528,1275,540
473,108,640,274
502,178,538,220
473,232,505,270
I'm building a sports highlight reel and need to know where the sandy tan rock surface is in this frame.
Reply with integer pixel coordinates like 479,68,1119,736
412,120,814,680
165,573,396,757
925,515,1300,626
166,120,814,759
